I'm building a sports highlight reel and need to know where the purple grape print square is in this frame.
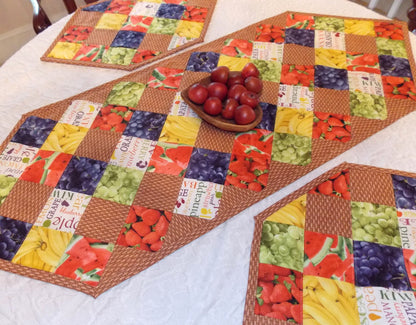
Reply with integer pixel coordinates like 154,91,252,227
0,216,32,261
392,174,416,210
82,0,111,12
11,116,57,148
284,28,314,47
123,110,167,141
314,65,349,90
186,52,220,72
185,148,231,184
110,31,145,49
353,240,410,291
56,156,107,195
379,55,413,78
256,102,277,131
156,4,185,20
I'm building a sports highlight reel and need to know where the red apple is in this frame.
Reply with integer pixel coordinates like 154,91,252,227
210,66,229,84
240,91,259,108
203,97,222,116
227,84,247,102
241,62,260,79
207,82,228,101
188,83,208,105
234,104,256,125
244,76,263,94
227,71,244,87
222,98,238,120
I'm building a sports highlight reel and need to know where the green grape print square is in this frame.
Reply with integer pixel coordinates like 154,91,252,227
251,59,282,82
93,165,144,205
272,133,312,166
105,82,146,108
376,38,407,59
102,47,136,66
349,91,387,120
314,16,345,32
148,18,179,35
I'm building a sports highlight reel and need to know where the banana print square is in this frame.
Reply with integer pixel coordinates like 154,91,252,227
40,123,88,155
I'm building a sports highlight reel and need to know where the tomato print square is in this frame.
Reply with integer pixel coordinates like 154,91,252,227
353,240,410,290
91,105,133,133
73,44,107,62
379,55,413,78
59,26,93,43
59,100,102,128
147,67,184,90
271,133,311,166
110,30,145,49
255,24,285,43
346,52,380,74
182,6,207,22
34,189,91,233
174,178,223,219
123,110,167,141
40,123,88,155
286,13,315,29
11,116,57,148
312,112,351,143
225,154,269,192
304,231,354,282
257,102,277,132
280,64,314,88
121,15,153,32
158,115,201,145
109,136,156,172
147,142,193,176
54,234,114,287
131,49,161,64
105,82,146,107
382,76,416,100
0,216,32,261
0,143,38,178
348,71,383,97
274,107,313,138
116,205,172,251
221,39,253,58
232,129,273,160
186,51,220,72
277,84,314,111
104,0,134,15
374,21,404,40
251,41,284,62
20,150,72,187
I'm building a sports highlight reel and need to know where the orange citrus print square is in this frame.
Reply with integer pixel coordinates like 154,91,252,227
255,24,285,43
221,39,253,58
147,142,193,176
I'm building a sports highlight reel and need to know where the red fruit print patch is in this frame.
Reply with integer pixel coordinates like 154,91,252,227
374,21,404,40
232,129,273,159
131,49,161,64
303,231,355,283
116,205,172,252
59,26,93,43
280,64,314,88
182,6,208,22
73,44,107,62
147,67,184,91
121,16,154,33
221,39,253,58
147,142,193,176
382,76,416,101
91,105,133,132
346,52,380,74
312,112,351,143
105,0,134,15
309,169,351,200
286,13,315,30
255,24,285,43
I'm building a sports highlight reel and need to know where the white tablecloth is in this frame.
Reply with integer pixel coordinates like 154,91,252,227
0,1,416,324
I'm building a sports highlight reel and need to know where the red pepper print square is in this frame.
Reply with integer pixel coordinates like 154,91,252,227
182,6,208,22
20,150,72,187
147,142,193,176
374,21,404,40
116,205,172,252
280,64,315,88
147,67,185,91
286,13,315,30
221,39,253,58
255,263,303,323
309,169,351,200
382,76,416,101
303,231,354,283
312,112,352,143
131,49,161,64
346,52,380,74
255,24,285,43
91,105,133,132
59,25,93,43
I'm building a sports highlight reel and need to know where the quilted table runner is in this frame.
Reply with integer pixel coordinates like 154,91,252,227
243,163,416,325
0,11,416,297
41,0,217,70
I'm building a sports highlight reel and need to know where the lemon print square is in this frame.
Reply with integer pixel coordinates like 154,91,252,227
158,116,201,146
175,20,203,38
47,42,82,60
96,13,128,30
344,19,375,36
217,55,250,72
315,48,347,69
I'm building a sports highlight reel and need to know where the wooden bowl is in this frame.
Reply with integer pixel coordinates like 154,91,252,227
181,77,263,132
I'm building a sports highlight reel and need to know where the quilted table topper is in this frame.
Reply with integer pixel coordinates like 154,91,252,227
243,163,416,325
0,12,416,297
41,0,217,70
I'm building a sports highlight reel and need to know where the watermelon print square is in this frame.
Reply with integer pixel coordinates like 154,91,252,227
73,44,107,62
374,21,404,40
110,30,145,48
0,216,32,261
11,116,57,148
123,110,167,140
121,16,153,32
285,28,314,47
147,142,193,176
185,148,230,185
56,156,107,196
147,67,184,90
221,39,253,58
186,51,220,72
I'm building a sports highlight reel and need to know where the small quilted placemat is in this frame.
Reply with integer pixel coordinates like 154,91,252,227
243,163,416,325
41,0,217,70
0,11,416,297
